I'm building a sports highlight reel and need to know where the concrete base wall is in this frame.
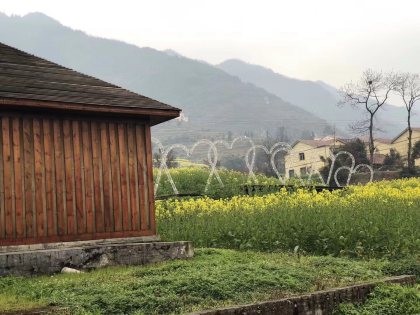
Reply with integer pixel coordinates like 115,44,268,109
0,235,161,253
0,240,193,277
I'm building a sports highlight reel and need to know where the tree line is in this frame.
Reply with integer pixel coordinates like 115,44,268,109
339,70,420,170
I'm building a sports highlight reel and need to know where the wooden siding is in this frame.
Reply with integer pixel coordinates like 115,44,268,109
0,114,154,245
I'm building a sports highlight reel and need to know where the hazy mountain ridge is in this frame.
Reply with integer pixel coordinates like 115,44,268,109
218,59,419,138
0,12,330,142
218,59,337,113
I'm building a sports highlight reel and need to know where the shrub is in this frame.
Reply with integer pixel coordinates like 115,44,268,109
333,284,420,314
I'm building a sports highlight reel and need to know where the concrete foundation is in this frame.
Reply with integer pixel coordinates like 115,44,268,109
0,238,194,276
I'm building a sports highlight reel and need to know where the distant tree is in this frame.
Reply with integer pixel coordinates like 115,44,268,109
400,142,420,177
319,155,347,187
323,125,334,136
413,140,420,161
255,126,290,177
338,69,397,168
203,159,221,168
153,149,178,169
227,130,233,141
275,126,290,143
319,139,368,186
383,148,404,170
300,130,315,140
152,149,161,168
394,72,420,167
339,139,369,166
221,154,247,172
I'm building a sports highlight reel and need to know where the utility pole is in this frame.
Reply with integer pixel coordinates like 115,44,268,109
333,124,336,150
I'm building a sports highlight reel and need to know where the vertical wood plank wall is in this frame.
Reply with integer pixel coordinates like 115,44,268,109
0,115,154,245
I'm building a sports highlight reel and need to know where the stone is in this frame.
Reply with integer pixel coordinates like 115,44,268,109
61,267,83,274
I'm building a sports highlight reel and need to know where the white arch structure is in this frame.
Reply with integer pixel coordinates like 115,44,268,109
151,137,374,196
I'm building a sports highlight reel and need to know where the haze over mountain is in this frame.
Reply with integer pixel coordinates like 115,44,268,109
0,12,332,144
218,59,420,138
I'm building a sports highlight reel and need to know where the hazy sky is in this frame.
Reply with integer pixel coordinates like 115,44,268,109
3,0,420,106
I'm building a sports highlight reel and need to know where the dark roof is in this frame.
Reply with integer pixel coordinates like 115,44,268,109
340,135,370,143
294,139,335,148
340,136,392,144
374,138,392,144
0,42,180,113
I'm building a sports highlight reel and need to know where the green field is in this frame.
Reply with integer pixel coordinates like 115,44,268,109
1,169,420,314
156,170,420,258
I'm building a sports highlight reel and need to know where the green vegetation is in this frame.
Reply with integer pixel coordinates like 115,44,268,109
154,168,320,198
333,284,420,314
0,294,44,312
0,249,392,314
157,177,420,258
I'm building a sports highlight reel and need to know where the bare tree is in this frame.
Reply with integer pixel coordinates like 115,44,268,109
338,69,397,167
394,72,420,167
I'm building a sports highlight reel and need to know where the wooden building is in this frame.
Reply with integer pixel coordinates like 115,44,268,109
0,42,180,246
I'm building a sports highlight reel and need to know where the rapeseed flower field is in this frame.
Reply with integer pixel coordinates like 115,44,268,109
156,168,420,258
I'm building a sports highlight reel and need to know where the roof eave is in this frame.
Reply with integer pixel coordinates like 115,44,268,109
0,97,181,124
391,127,408,144
391,127,420,144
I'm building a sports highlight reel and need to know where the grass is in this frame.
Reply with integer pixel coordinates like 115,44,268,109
0,248,392,314
0,294,45,311
333,284,420,314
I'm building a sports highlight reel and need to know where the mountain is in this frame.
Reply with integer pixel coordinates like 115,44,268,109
218,59,419,138
0,12,331,144
218,59,337,115
164,49,184,58
315,80,340,99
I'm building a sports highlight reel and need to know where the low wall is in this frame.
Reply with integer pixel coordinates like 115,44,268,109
2,307,69,314
191,275,415,315
349,170,401,185
0,240,194,276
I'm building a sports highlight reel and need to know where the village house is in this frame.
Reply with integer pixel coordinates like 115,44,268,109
286,128,420,178
369,138,393,168
388,127,420,166
285,139,344,178
372,138,393,154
